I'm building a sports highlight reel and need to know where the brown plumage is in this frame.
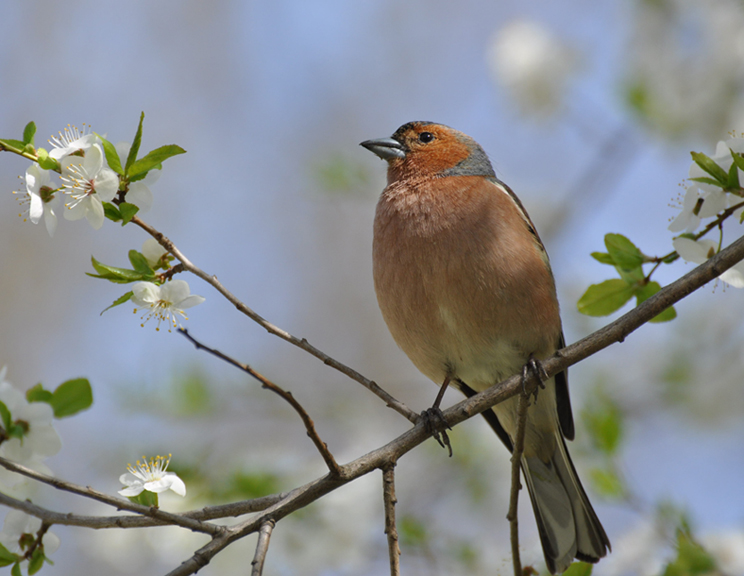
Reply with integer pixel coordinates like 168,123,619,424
362,122,610,574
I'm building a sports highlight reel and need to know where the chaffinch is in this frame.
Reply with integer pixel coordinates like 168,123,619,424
361,121,610,574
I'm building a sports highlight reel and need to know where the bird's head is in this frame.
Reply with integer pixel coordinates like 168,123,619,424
361,121,496,182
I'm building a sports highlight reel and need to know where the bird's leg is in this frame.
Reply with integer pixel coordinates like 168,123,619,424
421,376,453,457
521,354,548,400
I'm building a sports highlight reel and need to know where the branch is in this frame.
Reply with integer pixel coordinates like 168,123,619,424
382,465,401,576
129,215,418,425
506,392,530,576
179,328,341,476
250,520,275,576
165,231,744,575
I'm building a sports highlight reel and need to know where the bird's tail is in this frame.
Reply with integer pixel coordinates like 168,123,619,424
521,432,610,574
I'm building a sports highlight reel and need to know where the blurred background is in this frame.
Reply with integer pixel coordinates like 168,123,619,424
1,0,744,574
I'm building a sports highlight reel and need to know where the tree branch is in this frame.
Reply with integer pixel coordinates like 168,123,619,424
506,392,530,576
179,328,341,476
129,215,418,425
250,519,275,576
382,464,401,576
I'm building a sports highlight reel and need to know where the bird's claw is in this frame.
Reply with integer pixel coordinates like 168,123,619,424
421,407,453,457
521,355,548,400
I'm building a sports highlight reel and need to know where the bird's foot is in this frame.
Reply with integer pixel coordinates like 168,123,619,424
421,407,453,457
521,354,548,400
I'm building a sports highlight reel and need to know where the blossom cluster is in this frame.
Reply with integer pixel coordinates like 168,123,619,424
16,125,156,235
669,136,744,287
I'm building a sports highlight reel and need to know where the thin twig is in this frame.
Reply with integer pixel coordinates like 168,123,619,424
129,215,418,425
250,519,276,576
0,457,222,535
179,328,341,476
382,465,401,576
506,392,531,576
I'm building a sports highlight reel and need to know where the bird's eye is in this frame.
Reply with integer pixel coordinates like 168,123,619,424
418,132,435,143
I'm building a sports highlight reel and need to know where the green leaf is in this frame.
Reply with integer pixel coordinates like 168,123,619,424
103,202,122,222
97,135,123,175
688,176,723,187
0,400,11,432
636,281,677,323
35,148,59,171
0,543,19,567
127,144,186,178
50,378,92,418
662,529,717,576
119,202,139,225
128,250,153,275
0,138,26,150
605,233,644,269
23,122,36,146
589,468,625,499
730,148,744,173
129,490,158,507
26,383,53,404
100,291,133,316
691,151,728,185
590,252,615,265
87,256,147,283
125,112,145,173
562,562,593,576
727,159,740,190
11,562,21,576
577,279,636,316
28,548,44,575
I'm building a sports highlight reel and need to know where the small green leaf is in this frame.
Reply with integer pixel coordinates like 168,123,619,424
26,383,53,404
128,250,153,276
0,543,19,567
35,148,59,171
11,561,21,576
730,148,744,173
100,291,134,316
0,138,26,150
103,202,122,222
27,548,44,575
605,233,644,269
129,490,159,507
591,252,615,265
562,562,593,576
691,151,728,185
577,279,636,316
87,256,147,283
589,468,625,499
119,202,139,225
688,176,723,187
128,144,186,178
616,265,644,284
23,122,36,146
662,529,717,576
50,378,92,418
727,160,740,190
0,401,10,433
636,281,677,323
126,112,146,172
97,135,123,175
583,395,624,455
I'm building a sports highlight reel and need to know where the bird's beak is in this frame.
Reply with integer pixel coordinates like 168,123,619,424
360,137,406,161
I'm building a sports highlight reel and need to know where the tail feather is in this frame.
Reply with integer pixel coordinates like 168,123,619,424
522,433,610,574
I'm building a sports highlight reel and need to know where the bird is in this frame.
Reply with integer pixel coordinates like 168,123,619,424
361,121,610,574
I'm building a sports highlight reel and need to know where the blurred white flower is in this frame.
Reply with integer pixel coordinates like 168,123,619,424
60,143,119,229
119,454,186,497
16,163,59,237
701,530,744,575
131,280,205,331
668,185,703,233
0,510,59,556
116,142,159,213
673,237,744,287
487,20,577,116
48,123,99,160
141,238,168,269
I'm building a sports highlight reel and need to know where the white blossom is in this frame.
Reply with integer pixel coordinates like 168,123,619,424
119,454,186,497
131,280,205,331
